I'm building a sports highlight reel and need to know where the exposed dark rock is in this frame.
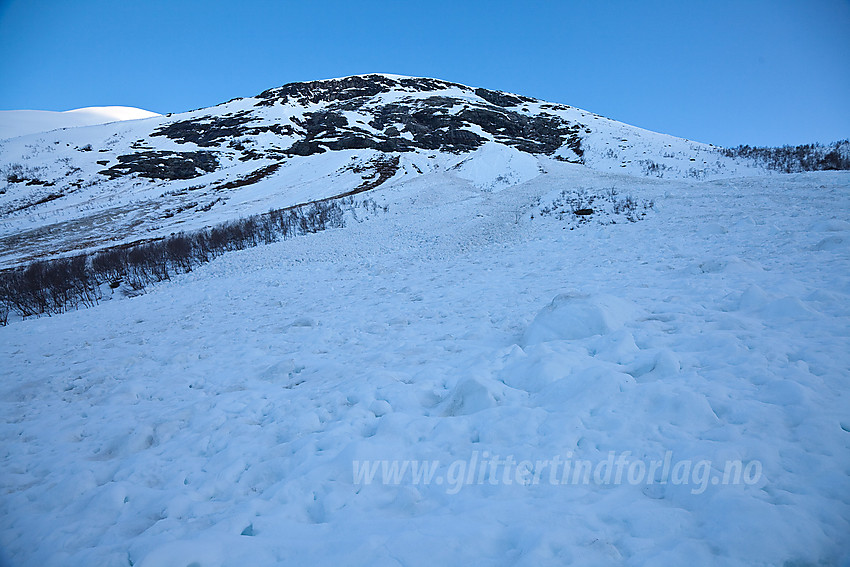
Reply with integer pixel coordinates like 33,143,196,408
151,113,257,147
255,74,467,107
237,149,268,162
257,123,296,137
256,75,396,107
396,77,468,93
474,88,535,107
565,130,584,158
457,107,580,155
287,140,327,156
90,76,589,180
274,94,577,157
99,151,219,180
540,103,572,111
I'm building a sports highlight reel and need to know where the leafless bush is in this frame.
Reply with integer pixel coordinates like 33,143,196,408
0,194,361,321
537,187,654,227
720,139,850,172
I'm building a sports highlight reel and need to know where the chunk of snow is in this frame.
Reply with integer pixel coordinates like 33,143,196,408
523,293,638,345
453,142,541,191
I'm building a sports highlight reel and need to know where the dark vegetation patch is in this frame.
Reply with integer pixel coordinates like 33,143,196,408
160,202,199,219
5,171,27,184
0,195,364,321
564,129,584,159
720,140,850,172
0,255,100,320
6,192,64,213
3,163,51,185
537,187,654,227
212,163,282,191
24,179,55,187
640,160,671,177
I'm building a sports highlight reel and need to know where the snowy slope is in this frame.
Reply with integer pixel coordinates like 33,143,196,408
1,165,849,566
0,107,161,140
0,74,771,268
1,75,848,566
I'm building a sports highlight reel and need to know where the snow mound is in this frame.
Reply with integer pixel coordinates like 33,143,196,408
809,219,850,232
0,106,160,140
441,377,504,415
453,142,541,191
136,539,225,567
522,293,638,345
813,234,848,252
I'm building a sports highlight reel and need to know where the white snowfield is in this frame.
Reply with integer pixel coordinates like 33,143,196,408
1,161,849,565
0,107,161,141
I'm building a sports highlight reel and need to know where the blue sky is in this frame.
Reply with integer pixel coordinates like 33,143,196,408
0,0,847,147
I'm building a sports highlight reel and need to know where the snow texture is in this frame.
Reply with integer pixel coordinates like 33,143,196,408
453,142,541,192
1,162,849,566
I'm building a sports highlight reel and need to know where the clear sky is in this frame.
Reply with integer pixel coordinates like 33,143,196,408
0,0,847,147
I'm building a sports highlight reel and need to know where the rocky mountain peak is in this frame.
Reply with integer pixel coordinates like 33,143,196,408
143,74,585,163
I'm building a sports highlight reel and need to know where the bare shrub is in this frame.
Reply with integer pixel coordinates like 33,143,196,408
0,192,370,321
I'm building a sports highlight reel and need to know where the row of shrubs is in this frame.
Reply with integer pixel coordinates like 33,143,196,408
721,139,850,173
0,198,350,324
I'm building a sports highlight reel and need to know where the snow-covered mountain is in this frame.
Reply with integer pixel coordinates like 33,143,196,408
1,75,849,567
0,74,761,268
0,106,161,141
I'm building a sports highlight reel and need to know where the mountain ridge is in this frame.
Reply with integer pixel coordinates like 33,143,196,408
0,74,838,269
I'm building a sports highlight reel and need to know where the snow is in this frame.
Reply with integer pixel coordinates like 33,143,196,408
522,293,638,344
0,107,161,140
1,164,849,566
453,142,541,191
0,77,775,269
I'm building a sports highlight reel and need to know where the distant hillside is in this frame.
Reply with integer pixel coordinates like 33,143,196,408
0,107,161,140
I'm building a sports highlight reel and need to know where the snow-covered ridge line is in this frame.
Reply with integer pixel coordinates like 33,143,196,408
0,106,161,141
0,74,841,270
